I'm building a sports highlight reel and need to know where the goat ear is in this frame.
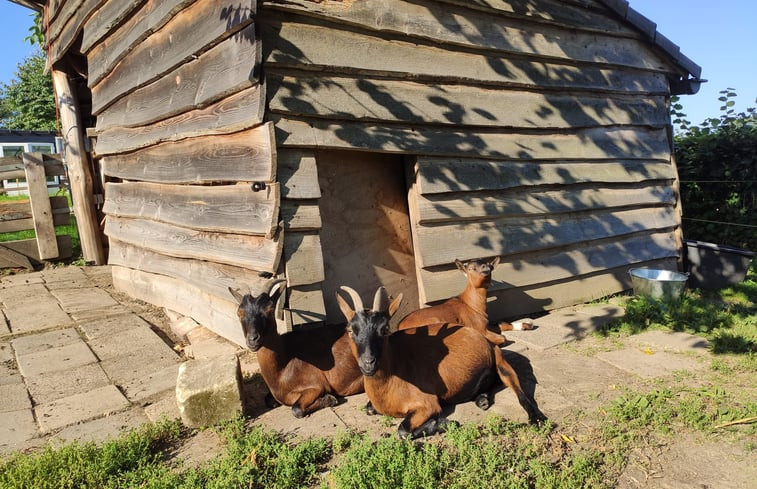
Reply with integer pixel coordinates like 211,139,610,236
489,256,501,268
388,293,403,317
228,287,245,304
336,292,356,322
455,259,466,273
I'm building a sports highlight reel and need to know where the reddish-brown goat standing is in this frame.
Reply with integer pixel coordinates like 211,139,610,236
397,257,544,424
229,279,364,418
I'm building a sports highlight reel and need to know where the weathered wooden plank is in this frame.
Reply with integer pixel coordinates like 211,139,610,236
414,206,678,268
262,0,669,72
287,284,327,326
283,232,324,287
48,0,107,65
267,72,669,128
0,196,71,233
103,181,279,236
281,201,322,231
23,153,58,260
87,0,199,86
104,216,282,273
0,235,72,266
485,258,679,319
416,185,676,224
90,0,255,114
0,245,33,270
111,266,246,347
81,0,146,54
418,231,678,302
99,125,275,183
107,239,272,301
0,213,70,234
416,159,676,195
261,16,670,94
95,87,266,156
272,116,672,161
96,28,259,131
0,155,66,180
46,0,85,46
276,149,321,199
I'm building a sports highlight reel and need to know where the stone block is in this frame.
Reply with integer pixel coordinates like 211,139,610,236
121,363,181,403
49,287,119,314
26,363,111,405
35,384,131,433
0,409,38,452
176,355,243,428
4,299,73,333
53,408,150,445
11,328,81,356
79,313,150,341
0,382,31,412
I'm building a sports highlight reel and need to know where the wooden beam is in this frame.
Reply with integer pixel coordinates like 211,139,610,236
99,125,275,184
90,0,255,114
267,72,669,128
96,27,260,131
415,158,676,195
277,149,321,199
94,87,266,155
261,15,669,94
272,115,672,161
283,232,325,286
52,69,105,264
22,153,58,259
281,201,322,231
0,235,72,266
0,245,33,270
104,216,283,273
81,0,147,54
47,0,107,65
112,265,246,347
103,181,280,236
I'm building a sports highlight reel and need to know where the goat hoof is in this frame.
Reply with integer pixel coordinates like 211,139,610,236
475,393,492,411
437,419,459,433
264,393,281,409
365,401,377,415
322,394,338,408
292,405,306,418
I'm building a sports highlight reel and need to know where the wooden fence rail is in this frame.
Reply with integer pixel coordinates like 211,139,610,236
0,153,73,269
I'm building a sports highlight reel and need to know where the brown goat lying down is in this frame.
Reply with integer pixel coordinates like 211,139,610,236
229,279,363,418
398,257,531,347
397,257,543,423
337,286,545,439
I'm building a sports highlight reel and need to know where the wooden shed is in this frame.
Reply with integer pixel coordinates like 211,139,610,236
14,0,703,346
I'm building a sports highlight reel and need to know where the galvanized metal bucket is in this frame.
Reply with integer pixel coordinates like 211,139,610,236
629,268,688,301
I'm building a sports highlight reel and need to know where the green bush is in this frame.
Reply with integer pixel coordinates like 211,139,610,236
672,90,756,251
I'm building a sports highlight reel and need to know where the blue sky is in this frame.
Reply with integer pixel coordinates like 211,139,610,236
0,0,755,127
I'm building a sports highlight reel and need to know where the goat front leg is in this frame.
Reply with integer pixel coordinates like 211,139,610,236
396,399,444,439
290,388,338,418
493,349,547,424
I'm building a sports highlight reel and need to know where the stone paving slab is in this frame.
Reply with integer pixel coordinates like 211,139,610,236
0,343,22,386
41,266,89,286
0,408,38,451
88,323,179,364
121,363,181,403
49,287,120,314
0,381,31,412
70,305,132,322
596,348,706,378
11,328,81,356
0,310,9,336
16,340,98,377
626,330,711,354
26,363,111,406
53,408,151,445
0,273,44,287
35,384,131,434
504,305,625,350
79,313,151,341
144,392,181,423
3,299,73,333
100,352,180,389
0,283,50,305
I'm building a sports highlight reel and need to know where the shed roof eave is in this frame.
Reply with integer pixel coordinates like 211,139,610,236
7,0,45,11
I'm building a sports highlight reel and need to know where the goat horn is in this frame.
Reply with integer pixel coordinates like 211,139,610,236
264,278,287,295
339,286,364,312
372,286,388,313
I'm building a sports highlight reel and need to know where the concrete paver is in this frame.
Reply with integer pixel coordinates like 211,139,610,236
25,363,111,405
0,283,49,304
0,382,31,412
596,347,706,378
49,287,120,314
121,363,181,403
1,310,9,336
504,306,620,350
626,330,711,353
0,408,38,450
16,340,98,377
53,408,151,445
144,392,181,423
79,313,151,341
3,299,72,333
35,384,131,434
11,328,81,356
41,267,89,287
0,274,44,287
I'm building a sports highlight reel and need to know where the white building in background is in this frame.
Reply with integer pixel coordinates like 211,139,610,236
0,129,64,196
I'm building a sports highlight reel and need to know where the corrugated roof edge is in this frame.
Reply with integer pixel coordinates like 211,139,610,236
598,0,702,79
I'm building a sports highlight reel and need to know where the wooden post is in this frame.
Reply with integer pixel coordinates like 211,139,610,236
51,69,105,264
23,152,58,259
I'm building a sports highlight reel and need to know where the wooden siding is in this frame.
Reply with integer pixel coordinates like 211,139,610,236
260,0,683,318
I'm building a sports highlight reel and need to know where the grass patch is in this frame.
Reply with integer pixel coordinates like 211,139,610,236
599,263,756,356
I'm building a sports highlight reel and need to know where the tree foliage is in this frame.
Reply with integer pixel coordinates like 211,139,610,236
0,52,57,131
673,90,757,251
